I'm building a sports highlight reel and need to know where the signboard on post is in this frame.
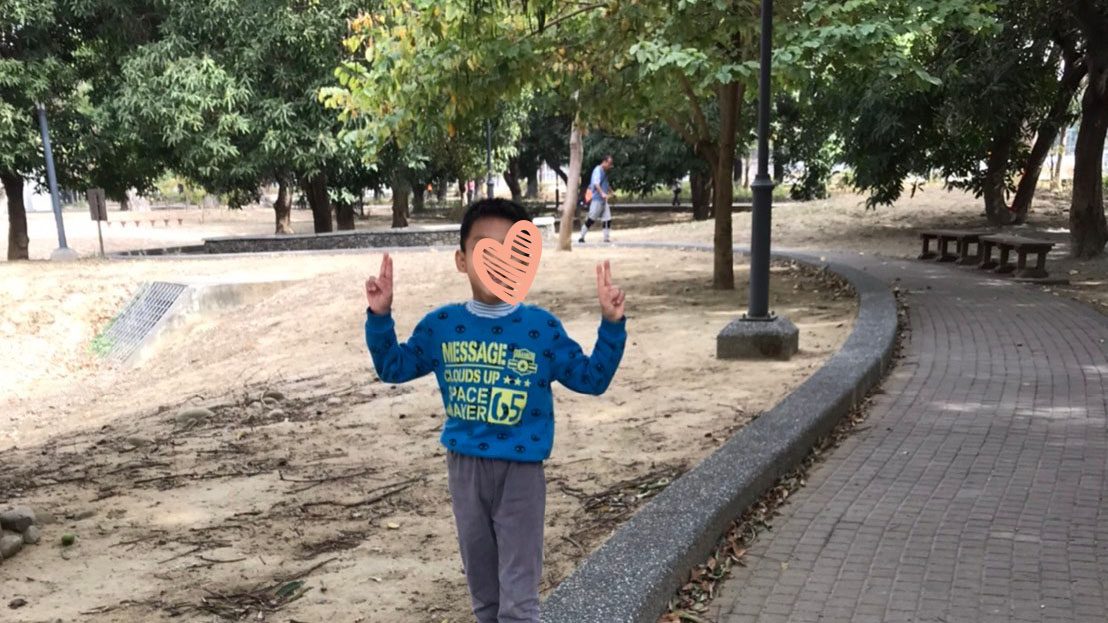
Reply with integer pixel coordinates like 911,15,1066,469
87,188,107,221
87,188,107,257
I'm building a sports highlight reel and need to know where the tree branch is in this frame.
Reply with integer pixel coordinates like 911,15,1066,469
666,114,719,173
528,3,606,37
678,73,713,143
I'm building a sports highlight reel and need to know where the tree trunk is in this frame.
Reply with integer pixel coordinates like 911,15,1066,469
691,171,711,220
412,186,426,214
274,174,294,234
558,120,584,251
391,169,411,228
1010,52,1087,224
1069,59,1108,258
335,202,356,230
504,157,523,203
1050,131,1066,191
744,154,751,188
712,82,742,289
302,173,332,233
525,169,540,198
436,183,447,204
1009,129,1055,225
772,142,785,185
120,194,130,211
2,172,29,260
982,125,1018,226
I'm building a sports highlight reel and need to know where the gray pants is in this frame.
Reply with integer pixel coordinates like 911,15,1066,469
447,452,546,623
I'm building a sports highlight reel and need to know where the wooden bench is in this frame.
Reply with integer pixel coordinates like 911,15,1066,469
919,229,993,264
979,235,1055,279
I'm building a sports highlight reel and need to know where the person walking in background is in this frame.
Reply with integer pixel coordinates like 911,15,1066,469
579,155,614,243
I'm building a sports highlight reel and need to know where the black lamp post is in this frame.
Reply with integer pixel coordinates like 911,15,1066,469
716,0,799,360
746,0,774,320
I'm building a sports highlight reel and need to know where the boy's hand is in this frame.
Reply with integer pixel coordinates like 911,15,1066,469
365,253,394,315
596,260,625,322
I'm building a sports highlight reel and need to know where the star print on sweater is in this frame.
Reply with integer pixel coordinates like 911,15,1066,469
365,303,627,462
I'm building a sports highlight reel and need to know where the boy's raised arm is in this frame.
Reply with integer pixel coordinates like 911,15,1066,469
552,261,627,395
364,254,434,383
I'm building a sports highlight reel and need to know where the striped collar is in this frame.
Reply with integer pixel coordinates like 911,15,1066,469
465,299,519,318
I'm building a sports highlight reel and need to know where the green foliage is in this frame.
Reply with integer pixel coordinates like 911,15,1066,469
112,0,363,198
0,0,83,178
583,124,703,196
774,94,839,201
323,2,644,162
780,0,1067,208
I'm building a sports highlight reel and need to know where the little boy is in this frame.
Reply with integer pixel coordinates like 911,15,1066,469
364,199,627,623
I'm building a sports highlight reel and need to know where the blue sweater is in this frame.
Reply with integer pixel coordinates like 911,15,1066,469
365,303,627,462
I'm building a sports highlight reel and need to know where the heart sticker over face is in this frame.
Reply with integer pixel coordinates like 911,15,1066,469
473,220,542,304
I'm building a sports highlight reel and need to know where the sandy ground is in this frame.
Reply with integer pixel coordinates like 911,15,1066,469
0,237,854,621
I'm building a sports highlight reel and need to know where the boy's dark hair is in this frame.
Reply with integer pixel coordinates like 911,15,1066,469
459,198,532,251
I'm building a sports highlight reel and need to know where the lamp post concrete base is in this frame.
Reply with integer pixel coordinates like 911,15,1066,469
717,315,799,360
49,247,80,262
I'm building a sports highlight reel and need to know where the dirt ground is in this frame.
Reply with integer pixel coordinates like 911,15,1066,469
0,238,854,621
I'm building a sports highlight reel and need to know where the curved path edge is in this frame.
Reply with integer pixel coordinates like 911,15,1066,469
541,243,899,623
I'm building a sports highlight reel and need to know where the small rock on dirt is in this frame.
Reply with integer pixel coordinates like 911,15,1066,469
263,389,286,402
174,407,214,427
21,526,40,545
0,532,24,558
0,506,36,533
326,397,343,407
266,409,285,419
124,436,155,449
8,598,27,609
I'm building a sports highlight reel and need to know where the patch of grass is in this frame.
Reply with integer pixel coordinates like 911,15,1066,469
89,315,118,357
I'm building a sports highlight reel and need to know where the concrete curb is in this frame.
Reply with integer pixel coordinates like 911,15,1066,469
541,242,899,623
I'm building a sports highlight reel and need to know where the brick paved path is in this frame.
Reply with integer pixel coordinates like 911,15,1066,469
711,255,1108,623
